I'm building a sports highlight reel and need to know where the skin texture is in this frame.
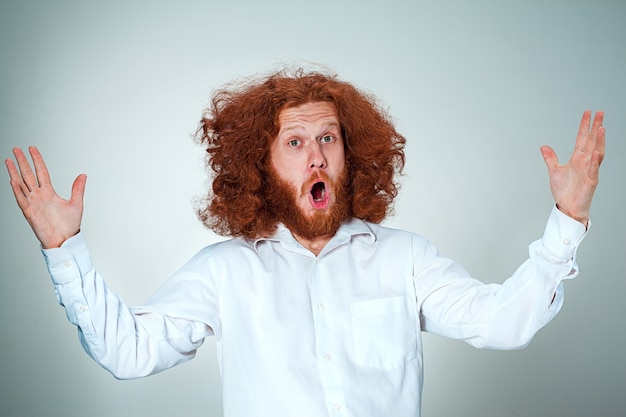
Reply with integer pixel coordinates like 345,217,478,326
5,109,605,252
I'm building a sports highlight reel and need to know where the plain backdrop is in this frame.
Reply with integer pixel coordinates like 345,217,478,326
1,1,625,416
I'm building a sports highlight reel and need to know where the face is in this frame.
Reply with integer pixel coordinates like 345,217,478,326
268,101,349,240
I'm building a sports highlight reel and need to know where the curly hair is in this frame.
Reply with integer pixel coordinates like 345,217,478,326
195,67,406,239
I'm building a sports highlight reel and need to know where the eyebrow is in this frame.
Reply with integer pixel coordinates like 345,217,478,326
278,121,341,136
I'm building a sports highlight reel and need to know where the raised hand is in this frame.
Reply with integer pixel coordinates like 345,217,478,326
5,146,87,249
540,110,605,226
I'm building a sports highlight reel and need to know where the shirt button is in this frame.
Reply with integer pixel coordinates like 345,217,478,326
333,403,342,411
64,260,73,268
77,305,86,313
318,304,326,312
324,354,332,362
563,238,571,246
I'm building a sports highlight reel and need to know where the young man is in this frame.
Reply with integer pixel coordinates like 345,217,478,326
5,69,605,416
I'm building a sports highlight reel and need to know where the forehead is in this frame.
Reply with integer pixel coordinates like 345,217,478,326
277,102,339,131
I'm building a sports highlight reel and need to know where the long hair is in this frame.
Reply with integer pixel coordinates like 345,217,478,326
195,67,406,239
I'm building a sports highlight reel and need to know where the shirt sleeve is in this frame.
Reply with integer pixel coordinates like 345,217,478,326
42,232,213,379
416,205,588,349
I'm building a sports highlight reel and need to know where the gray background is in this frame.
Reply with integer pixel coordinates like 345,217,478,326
1,1,624,416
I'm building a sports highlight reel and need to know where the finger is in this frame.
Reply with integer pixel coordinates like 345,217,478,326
586,111,605,155
7,178,30,210
574,110,592,152
596,125,606,162
588,150,603,181
70,174,87,206
580,111,604,155
6,157,30,208
540,145,559,169
6,153,31,197
28,146,52,187
12,147,37,191
6,158,30,209
591,110,604,130
588,126,606,181
5,156,22,184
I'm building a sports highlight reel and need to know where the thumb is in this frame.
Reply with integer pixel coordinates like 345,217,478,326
540,145,559,169
70,174,87,205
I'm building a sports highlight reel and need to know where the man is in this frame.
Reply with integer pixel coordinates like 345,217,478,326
5,69,605,416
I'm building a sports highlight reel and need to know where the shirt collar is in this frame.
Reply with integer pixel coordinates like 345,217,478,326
253,218,376,254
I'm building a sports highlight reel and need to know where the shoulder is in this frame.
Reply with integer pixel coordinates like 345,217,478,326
179,237,257,272
352,220,438,259
366,221,430,245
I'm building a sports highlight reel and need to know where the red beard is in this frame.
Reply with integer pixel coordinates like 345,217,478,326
265,167,350,241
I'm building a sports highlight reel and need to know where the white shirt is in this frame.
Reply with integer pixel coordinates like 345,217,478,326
42,206,587,417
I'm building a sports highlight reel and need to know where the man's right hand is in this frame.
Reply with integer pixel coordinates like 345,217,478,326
5,146,86,249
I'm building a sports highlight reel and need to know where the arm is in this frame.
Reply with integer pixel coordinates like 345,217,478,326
418,110,605,348
43,233,211,379
418,206,586,349
5,147,212,378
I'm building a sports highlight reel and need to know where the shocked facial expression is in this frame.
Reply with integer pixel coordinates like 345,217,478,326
269,101,347,232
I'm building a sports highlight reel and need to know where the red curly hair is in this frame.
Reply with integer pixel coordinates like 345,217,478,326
195,67,406,239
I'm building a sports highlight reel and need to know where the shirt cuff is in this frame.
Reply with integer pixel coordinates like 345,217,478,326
541,205,589,261
41,232,94,284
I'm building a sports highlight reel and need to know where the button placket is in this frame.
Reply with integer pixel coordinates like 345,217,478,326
311,255,346,415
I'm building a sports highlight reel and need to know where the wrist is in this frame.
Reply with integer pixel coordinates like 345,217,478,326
556,204,588,227
39,230,80,249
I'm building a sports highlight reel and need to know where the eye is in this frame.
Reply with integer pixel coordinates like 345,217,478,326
319,135,334,144
288,139,301,147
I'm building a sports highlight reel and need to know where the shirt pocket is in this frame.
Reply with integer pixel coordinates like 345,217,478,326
350,296,418,370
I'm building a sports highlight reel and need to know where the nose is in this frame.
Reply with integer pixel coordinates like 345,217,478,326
308,142,326,169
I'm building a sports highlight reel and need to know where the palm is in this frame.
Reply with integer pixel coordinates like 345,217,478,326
540,110,605,225
5,146,86,249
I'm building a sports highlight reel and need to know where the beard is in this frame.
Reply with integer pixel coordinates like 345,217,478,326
265,166,350,241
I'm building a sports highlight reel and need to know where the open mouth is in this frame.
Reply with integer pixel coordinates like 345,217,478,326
311,181,326,202
308,180,329,209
